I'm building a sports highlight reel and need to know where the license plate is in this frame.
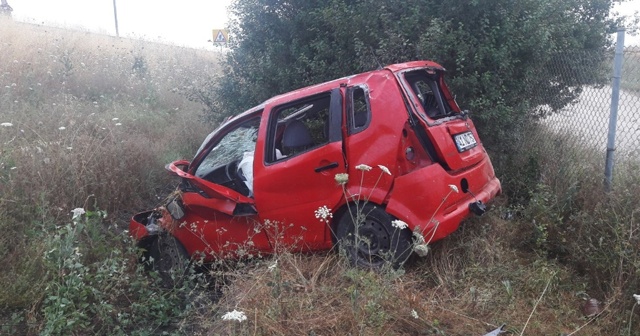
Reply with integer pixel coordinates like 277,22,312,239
453,131,477,152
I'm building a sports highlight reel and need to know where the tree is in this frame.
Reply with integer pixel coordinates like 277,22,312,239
212,0,620,146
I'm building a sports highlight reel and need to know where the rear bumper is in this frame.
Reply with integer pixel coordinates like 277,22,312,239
386,158,501,243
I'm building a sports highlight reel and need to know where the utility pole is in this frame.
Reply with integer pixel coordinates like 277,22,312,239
113,0,119,37
0,0,13,16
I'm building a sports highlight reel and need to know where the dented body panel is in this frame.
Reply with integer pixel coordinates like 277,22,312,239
130,60,501,264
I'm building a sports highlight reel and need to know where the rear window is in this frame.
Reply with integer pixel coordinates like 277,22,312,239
403,70,453,119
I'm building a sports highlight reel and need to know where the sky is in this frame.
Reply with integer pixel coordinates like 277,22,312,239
10,0,234,49
6,0,640,49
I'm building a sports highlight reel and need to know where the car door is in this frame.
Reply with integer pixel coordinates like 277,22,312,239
252,89,347,251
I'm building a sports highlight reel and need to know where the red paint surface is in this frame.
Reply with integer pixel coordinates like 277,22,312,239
129,61,501,262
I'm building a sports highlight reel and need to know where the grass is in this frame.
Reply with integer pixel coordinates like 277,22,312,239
1,16,640,335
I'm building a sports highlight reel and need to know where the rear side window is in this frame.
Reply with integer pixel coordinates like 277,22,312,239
404,70,452,119
347,86,371,135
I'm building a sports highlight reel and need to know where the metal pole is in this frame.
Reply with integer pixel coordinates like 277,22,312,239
604,28,625,192
113,0,119,37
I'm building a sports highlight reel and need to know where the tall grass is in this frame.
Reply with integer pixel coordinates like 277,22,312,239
1,16,640,336
0,18,217,217
0,17,219,333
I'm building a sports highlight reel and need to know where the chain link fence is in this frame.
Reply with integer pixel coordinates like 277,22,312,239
539,31,640,188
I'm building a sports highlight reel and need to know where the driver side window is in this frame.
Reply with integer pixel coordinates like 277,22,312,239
195,117,260,185
265,92,332,163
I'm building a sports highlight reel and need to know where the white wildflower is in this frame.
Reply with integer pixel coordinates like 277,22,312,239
355,164,372,172
10,167,17,170
414,244,430,257
1,122,13,127
448,184,459,193
634,294,640,305
221,309,247,322
392,219,408,230
268,260,278,272
58,126,66,130
71,207,85,220
115,123,122,126
314,205,333,223
411,309,419,319
334,173,349,185
378,165,391,175
112,117,119,121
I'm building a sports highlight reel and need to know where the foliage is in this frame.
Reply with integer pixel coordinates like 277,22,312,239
216,0,620,147
3,11,640,336
0,18,220,335
37,209,208,335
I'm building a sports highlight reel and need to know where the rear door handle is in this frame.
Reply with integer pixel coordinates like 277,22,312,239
314,162,339,173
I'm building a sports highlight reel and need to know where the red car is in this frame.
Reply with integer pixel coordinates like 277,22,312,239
130,60,501,273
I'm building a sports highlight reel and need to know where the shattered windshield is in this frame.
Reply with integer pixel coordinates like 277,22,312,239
195,118,260,179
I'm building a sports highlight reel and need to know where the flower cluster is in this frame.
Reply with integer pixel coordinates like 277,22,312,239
314,205,333,223
378,165,391,175
391,219,408,230
71,207,85,220
334,173,349,185
412,230,430,257
221,309,247,322
355,164,372,171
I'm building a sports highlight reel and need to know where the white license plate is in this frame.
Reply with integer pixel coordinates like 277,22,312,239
453,131,477,152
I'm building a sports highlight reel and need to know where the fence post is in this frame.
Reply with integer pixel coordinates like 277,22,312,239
604,28,625,192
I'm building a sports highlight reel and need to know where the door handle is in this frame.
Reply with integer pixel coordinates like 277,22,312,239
314,162,339,173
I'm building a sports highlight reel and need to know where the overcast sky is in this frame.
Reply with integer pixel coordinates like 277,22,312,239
11,0,233,49
7,0,640,48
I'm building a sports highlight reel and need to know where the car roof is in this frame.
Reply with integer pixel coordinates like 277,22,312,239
229,60,445,121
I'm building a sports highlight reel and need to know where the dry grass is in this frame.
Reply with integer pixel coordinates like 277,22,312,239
0,16,218,218
170,214,613,335
1,15,639,336
0,16,219,327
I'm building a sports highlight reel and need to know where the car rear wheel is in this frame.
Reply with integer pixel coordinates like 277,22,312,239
336,203,412,269
148,234,190,287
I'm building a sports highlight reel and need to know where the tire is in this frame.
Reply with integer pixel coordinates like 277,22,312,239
148,234,190,287
336,203,412,269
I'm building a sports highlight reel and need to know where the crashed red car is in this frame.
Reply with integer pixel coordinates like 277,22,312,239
130,60,501,272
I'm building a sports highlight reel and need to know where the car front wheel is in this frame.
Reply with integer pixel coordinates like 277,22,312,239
148,234,190,287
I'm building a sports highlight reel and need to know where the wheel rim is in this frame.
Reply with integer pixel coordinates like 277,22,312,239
353,217,391,265
154,236,188,286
